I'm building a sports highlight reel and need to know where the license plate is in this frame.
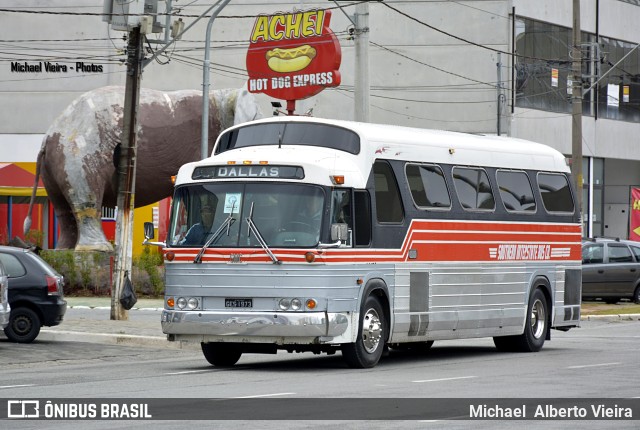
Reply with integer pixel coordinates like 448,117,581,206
225,298,253,308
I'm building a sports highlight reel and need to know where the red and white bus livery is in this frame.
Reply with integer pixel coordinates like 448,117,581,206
148,116,581,368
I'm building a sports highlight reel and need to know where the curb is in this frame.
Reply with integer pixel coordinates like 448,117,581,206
68,305,164,312
580,313,640,321
38,329,200,351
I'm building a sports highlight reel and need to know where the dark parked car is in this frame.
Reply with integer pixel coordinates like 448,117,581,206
0,246,67,342
582,237,640,304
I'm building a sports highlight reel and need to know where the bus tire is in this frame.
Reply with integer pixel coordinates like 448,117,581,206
341,295,386,368
493,288,548,353
201,343,242,367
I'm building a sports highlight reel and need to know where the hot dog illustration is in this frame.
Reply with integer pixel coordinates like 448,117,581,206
266,45,317,73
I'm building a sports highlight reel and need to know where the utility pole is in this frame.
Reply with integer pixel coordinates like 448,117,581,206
496,53,503,136
111,25,144,320
354,3,370,122
571,0,583,228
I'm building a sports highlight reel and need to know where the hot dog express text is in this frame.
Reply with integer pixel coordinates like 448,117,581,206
248,71,336,92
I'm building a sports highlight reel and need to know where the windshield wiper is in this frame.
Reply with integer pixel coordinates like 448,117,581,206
194,203,236,264
246,202,281,265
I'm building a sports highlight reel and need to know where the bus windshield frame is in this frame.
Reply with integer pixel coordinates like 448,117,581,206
167,182,326,248
215,122,361,155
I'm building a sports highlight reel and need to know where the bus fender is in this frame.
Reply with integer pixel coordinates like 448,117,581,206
359,278,392,337
528,276,552,341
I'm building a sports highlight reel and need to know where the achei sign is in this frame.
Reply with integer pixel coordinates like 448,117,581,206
246,9,341,102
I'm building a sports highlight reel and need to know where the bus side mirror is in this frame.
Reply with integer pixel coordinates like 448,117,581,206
331,223,348,242
144,222,155,240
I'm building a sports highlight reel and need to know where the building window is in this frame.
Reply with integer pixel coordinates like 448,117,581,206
515,17,640,123
515,18,573,114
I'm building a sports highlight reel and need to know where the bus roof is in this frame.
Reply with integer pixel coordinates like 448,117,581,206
216,116,569,171
175,117,570,188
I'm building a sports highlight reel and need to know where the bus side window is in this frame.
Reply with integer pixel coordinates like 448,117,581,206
406,163,451,209
452,167,495,211
537,173,575,213
354,190,372,246
373,160,404,223
331,190,352,226
496,170,537,213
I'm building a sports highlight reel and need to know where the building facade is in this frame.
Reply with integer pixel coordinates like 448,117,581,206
1,1,639,242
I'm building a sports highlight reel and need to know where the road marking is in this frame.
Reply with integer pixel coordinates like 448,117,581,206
233,393,295,399
0,384,36,389
412,376,477,383
567,362,621,369
165,370,211,375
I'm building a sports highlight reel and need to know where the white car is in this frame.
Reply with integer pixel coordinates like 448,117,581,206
0,261,9,330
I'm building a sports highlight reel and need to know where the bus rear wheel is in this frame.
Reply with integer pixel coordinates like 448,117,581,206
493,288,548,353
342,295,387,368
201,343,243,367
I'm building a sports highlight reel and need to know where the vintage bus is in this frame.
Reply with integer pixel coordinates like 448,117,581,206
146,116,582,369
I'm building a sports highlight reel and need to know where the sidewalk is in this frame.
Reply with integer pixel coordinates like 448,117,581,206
38,297,198,351
63,296,164,310
32,297,640,349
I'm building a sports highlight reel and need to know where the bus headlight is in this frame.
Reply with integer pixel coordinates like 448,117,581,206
187,297,199,310
177,297,187,309
278,298,309,311
279,298,291,310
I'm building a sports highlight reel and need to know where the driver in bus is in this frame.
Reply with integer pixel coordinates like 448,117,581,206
182,194,218,245
300,195,323,223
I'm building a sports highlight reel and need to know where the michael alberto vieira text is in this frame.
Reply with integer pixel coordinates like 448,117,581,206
470,403,633,419
11,61,103,73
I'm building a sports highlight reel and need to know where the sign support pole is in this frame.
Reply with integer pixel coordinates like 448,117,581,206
286,100,296,116
201,0,231,160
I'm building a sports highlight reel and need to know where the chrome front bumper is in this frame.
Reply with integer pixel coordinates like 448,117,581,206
161,309,349,339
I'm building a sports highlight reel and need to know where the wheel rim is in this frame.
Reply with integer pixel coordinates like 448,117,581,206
13,315,32,336
530,298,546,339
361,307,382,353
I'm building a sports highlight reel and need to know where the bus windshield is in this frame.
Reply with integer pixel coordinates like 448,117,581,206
167,183,325,248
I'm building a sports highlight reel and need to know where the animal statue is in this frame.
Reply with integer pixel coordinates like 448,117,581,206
24,86,262,252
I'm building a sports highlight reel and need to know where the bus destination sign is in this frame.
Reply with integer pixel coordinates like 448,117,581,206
192,165,305,180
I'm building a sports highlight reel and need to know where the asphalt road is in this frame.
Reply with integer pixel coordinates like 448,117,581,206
1,319,639,429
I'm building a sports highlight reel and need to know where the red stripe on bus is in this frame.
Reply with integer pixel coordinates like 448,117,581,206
167,220,582,263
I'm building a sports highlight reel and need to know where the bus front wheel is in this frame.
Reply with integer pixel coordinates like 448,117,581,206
493,288,548,353
201,342,242,367
342,295,387,368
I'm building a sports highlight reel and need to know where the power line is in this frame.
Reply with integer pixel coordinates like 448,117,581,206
380,2,568,63
370,41,497,89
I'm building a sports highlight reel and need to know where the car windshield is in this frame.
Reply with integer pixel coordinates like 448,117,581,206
167,183,325,248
